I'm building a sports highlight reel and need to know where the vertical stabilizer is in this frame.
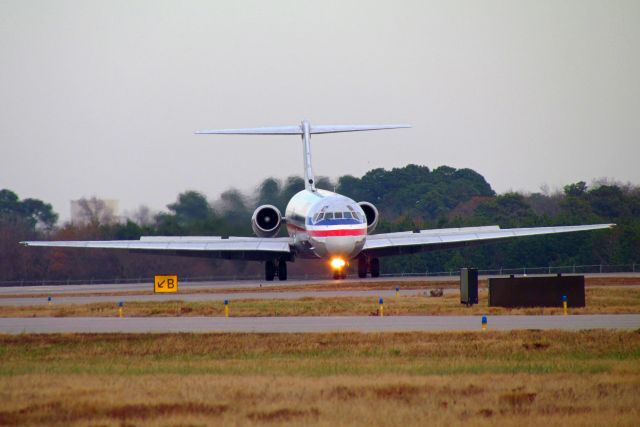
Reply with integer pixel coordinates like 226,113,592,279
301,120,315,191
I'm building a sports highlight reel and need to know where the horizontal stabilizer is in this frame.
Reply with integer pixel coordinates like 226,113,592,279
196,119,410,192
195,123,411,135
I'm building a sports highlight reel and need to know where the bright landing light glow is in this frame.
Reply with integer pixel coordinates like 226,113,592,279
330,257,346,270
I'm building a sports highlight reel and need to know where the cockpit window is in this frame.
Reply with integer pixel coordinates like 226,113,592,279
347,206,361,221
311,207,363,224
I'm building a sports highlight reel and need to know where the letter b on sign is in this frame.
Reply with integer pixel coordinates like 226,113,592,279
154,275,178,293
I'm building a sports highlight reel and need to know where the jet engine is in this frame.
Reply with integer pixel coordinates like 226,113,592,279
358,201,379,233
251,205,283,237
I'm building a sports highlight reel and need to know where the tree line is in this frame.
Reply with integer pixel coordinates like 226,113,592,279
1,164,638,281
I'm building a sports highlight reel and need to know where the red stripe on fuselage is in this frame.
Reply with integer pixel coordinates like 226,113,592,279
286,223,366,237
307,228,366,237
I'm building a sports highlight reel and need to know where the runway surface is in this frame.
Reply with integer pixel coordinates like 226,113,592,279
0,289,450,306
0,276,459,296
2,273,637,295
0,314,638,333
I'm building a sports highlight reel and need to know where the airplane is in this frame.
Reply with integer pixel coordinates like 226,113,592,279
22,120,614,280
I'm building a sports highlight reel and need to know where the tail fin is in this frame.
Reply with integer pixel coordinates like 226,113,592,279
196,120,411,191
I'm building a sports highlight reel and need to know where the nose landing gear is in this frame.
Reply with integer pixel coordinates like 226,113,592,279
333,269,347,280
330,257,348,280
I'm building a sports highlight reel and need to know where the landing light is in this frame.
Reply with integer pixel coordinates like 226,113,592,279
330,257,346,270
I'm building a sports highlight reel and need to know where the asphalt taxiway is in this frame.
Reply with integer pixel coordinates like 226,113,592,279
1,272,636,296
0,275,460,295
0,314,638,333
0,288,451,306
1,274,637,307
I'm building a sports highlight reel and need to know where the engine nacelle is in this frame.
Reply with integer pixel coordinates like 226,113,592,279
251,205,283,237
358,201,379,233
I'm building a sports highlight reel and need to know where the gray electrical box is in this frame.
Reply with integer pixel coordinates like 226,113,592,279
460,268,478,306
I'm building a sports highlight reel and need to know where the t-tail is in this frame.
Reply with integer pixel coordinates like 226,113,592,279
196,120,411,192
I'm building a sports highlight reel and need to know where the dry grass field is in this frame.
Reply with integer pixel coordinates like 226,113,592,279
1,277,638,425
0,331,639,426
1,286,639,317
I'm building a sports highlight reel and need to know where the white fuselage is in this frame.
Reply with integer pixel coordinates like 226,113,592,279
285,189,367,260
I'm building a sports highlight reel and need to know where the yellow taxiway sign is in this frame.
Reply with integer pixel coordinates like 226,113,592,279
154,275,178,293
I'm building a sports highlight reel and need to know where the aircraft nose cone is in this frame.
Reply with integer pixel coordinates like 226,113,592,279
324,236,356,257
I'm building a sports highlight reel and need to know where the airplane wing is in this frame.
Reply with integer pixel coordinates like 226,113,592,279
362,224,615,257
20,236,292,261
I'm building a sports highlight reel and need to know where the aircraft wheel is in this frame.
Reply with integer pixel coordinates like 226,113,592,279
340,271,347,280
278,260,287,281
265,260,276,281
370,258,380,278
333,270,341,280
357,257,367,278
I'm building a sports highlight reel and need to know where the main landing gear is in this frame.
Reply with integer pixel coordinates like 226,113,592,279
357,256,380,278
333,269,347,280
265,259,287,281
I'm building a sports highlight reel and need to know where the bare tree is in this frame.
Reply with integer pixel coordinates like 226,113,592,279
128,205,154,227
72,197,116,226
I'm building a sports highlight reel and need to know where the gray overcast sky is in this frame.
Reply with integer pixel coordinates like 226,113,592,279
1,0,639,220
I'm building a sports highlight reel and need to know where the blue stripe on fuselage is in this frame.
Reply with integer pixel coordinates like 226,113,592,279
307,218,362,226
